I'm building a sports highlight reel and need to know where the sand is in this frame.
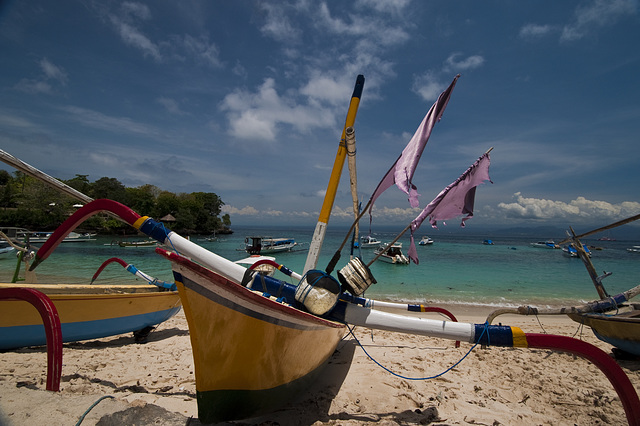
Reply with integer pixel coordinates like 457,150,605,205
1,305,639,425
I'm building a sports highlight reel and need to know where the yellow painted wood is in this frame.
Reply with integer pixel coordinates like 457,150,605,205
0,285,180,326
177,276,344,392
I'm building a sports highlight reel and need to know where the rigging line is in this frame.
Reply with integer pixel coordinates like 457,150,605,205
346,323,488,381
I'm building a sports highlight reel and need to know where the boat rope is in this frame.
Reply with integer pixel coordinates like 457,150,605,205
347,322,489,381
159,222,180,255
75,395,114,426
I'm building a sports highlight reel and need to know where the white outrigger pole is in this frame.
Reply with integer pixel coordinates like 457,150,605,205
303,75,365,274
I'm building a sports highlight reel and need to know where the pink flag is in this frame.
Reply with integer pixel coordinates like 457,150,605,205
369,75,459,217
407,151,492,264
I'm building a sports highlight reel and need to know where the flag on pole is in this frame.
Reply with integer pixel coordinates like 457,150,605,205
407,151,492,264
368,74,459,218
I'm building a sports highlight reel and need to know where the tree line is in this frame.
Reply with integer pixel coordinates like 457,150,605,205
0,170,231,235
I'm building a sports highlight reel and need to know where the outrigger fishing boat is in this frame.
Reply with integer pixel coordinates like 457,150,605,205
0,151,182,351
487,215,640,361
7,75,640,424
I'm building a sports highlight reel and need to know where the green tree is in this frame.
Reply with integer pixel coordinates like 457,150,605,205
90,177,127,203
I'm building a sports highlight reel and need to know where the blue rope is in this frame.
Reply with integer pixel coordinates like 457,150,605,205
160,222,180,255
347,322,489,381
75,395,114,425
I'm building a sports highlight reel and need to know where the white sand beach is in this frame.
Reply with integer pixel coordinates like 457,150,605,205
1,306,639,425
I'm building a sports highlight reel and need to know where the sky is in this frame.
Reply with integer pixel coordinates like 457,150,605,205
1,0,639,235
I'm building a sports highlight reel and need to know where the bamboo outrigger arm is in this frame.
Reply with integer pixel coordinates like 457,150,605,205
485,282,640,325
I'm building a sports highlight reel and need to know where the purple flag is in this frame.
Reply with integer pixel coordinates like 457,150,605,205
407,151,492,264
368,75,459,217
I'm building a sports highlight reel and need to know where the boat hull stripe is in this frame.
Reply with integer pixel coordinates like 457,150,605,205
0,307,181,350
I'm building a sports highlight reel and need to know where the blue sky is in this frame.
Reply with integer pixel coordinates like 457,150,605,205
1,0,639,233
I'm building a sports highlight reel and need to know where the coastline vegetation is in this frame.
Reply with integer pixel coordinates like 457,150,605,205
0,170,231,235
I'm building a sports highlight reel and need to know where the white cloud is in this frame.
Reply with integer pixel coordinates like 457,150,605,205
412,72,446,101
444,53,485,72
561,0,637,42
157,97,187,115
39,58,68,85
109,12,161,60
258,3,302,43
60,105,159,137
14,58,68,95
519,24,554,39
220,78,336,141
497,193,640,222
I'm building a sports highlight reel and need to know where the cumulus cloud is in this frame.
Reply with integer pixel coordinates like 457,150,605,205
497,193,640,222
444,53,485,72
220,78,336,141
221,205,284,217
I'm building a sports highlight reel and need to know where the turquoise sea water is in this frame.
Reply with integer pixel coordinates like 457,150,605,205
2,225,639,308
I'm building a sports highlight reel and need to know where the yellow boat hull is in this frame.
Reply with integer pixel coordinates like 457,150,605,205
167,253,346,423
0,283,181,349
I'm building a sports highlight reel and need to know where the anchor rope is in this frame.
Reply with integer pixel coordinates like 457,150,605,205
347,322,489,381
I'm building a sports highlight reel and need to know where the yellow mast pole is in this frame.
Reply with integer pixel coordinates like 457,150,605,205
303,75,365,274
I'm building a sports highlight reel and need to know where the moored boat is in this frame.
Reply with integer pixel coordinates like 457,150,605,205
0,241,15,258
359,235,381,248
530,240,558,249
245,236,297,255
627,245,640,253
568,307,640,357
373,242,409,264
0,283,181,350
418,236,434,245
116,239,158,247
562,243,591,257
0,227,95,244
160,249,345,422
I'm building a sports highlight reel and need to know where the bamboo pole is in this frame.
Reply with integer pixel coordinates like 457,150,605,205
304,75,365,274
557,213,640,245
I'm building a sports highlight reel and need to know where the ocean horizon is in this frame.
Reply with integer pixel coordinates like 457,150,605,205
3,224,639,310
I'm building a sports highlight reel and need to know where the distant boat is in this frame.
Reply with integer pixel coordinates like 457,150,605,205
597,236,616,241
530,240,558,249
374,242,409,264
627,246,640,253
483,239,494,245
418,236,434,245
359,235,381,248
0,241,15,258
0,227,95,244
245,236,297,255
563,243,591,258
116,239,158,248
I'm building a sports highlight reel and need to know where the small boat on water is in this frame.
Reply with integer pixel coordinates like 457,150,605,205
359,235,381,248
244,236,297,255
562,243,591,257
116,239,158,247
0,227,96,244
483,239,494,245
530,240,558,249
374,242,409,264
0,241,15,258
627,245,640,253
418,236,434,245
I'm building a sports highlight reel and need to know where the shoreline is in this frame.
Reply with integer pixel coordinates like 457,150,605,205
2,304,639,425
